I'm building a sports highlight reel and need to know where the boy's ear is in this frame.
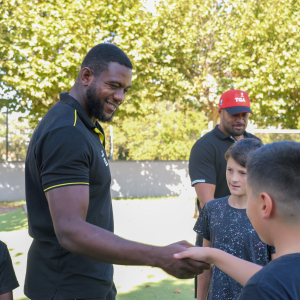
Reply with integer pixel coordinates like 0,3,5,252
259,192,274,219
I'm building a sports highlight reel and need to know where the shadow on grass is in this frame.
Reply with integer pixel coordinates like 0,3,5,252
0,208,28,232
116,278,194,300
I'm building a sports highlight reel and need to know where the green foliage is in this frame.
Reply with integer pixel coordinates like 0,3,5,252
256,132,300,144
226,0,300,128
0,113,32,161
8,117,32,161
144,0,300,128
1,0,299,161
136,0,234,125
0,0,148,126
0,113,6,160
103,101,208,160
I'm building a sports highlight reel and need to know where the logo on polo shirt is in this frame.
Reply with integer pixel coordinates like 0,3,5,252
101,150,108,167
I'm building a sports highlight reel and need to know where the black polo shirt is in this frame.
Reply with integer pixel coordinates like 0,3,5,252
189,125,259,199
0,241,19,295
25,93,114,300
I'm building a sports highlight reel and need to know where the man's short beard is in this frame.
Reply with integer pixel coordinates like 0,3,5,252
86,84,115,123
226,125,246,136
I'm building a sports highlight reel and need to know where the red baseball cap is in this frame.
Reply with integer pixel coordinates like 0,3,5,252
218,89,253,115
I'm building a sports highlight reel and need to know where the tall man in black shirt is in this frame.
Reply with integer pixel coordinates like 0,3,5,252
189,89,259,211
25,44,209,300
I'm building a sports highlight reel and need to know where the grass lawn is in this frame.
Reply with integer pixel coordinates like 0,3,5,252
0,197,198,300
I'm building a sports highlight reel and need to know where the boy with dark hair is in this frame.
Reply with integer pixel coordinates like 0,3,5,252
0,241,19,300
193,138,275,300
175,141,300,299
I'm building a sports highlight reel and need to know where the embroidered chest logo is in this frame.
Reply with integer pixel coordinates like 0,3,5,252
101,150,108,167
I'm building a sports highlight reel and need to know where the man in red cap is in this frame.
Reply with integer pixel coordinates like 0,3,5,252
218,89,254,137
188,89,260,298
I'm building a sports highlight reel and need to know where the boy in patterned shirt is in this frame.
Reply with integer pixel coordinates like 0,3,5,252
191,139,275,300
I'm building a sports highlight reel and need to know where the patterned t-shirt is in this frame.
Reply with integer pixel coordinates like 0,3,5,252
194,196,275,300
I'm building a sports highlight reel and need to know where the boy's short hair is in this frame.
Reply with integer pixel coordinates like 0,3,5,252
247,141,300,223
225,138,263,167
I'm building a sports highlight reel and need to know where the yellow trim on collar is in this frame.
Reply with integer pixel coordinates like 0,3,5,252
44,182,89,192
74,110,77,126
94,128,104,145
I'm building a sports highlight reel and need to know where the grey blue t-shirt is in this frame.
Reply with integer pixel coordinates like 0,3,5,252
194,196,275,300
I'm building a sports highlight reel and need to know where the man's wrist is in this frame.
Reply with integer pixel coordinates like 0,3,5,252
142,245,162,268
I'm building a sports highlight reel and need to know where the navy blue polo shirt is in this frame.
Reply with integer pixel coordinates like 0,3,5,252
25,93,114,300
189,125,259,199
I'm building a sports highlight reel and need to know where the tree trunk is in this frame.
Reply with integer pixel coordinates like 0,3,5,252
202,103,219,127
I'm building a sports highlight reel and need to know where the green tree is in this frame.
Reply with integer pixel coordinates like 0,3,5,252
103,101,208,160
8,117,33,161
2,0,299,150
137,0,233,126
0,0,150,126
0,113,6,161
226,0,300,128
0,112,32,161
145,0,300,128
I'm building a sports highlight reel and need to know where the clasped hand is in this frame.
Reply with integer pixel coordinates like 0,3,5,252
158,241,210,279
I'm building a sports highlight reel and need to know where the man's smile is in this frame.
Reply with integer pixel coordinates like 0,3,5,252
105,100,118,111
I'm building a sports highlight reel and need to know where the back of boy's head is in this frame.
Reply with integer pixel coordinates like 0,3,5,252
247,141,300,223
225,138,264,168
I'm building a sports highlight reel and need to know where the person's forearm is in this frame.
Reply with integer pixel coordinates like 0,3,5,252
197,268,212,300
207,248,262,286
56,219,212,279
194,183,215,208
198,197,211,209
56,219,162,266
0,291,13,300
197,192,213,209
